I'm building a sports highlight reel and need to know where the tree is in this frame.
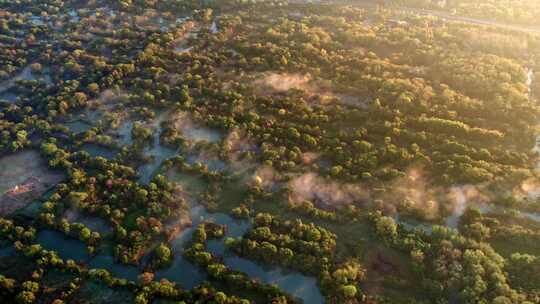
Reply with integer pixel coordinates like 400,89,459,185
305,227,322,242
155,243,171,264
0,275,16,293
138,272,154,285
215,291,227,303
340,285,357,298
79,228,91,242
16,291,36,304
68,192,88,207
375,216,397,241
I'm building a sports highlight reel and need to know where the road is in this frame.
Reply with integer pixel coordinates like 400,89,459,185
338,0,540,34
400,6,540,34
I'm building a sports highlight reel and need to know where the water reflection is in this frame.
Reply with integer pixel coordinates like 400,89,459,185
64,120,93,134
89,255,139,281
36,230,89,262
82,144,117,160
183,126,222,143
33,171,325,303
186,155,227,172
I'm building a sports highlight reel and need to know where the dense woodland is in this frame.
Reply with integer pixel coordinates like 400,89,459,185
0,0,540,303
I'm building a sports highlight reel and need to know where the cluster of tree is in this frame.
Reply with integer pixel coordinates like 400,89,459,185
0,217,254,304
184,222,299,304
129,2,539,193
38,140,191,265
0,274,40,304
231,204,251,219
0,112,31,153
230,213,337,275
39,215,102,255
506,253,540,298
285,199,365,223
457,207,540,264
228,212,370,302
371,212,537,303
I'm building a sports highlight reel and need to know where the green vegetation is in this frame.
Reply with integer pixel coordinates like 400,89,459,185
0,0,539,303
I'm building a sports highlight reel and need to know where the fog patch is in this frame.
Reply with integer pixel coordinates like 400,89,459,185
380,168,489,224
173,111,222,144
133,9,181,32
301,152,320,165
386,168,441,220
253,72,369,108
64,207,111,234
445,185,488,227
515,177,540,200
186,148,227,172
91,89,128,108
252,166,281,192
255,73,312,92
287,172,367,210
224,128,259,171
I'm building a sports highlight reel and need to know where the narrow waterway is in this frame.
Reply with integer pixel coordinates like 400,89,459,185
33,165,324,303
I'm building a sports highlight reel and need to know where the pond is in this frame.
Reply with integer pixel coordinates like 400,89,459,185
64,120,93,134
210,20,218,34
81,143,117,160
154,251,208,289
138,131,178,184
28,15,46,26
186,154,228,172
15,200,44,218
140,145,177,184
392,214,434,234
0,65,52,97
65,208,113,235
173,112,223,144
76,279,134,304
0,245,15,258
221,256,323,304
37,231,141,281
36,230,90,262
107,112,180,184
175,46,193,53
183,126,222,143
111,119,135,146
155,204,209,288
89,255,139,281
0,92,17,103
